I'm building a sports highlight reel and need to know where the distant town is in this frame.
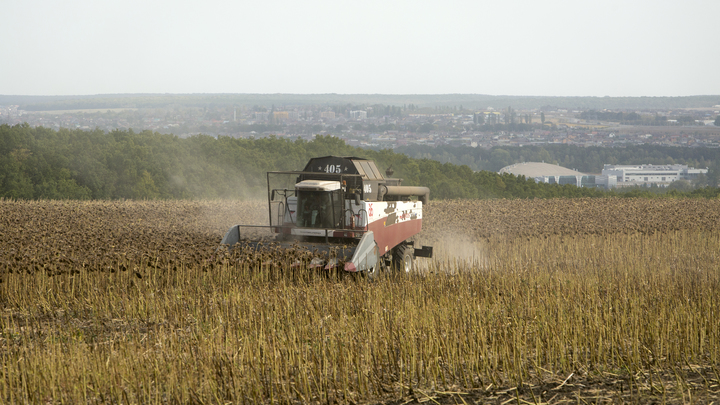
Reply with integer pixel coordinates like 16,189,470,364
2,100,720,150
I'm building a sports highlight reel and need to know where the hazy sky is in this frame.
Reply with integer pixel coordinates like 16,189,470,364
2,0,718,97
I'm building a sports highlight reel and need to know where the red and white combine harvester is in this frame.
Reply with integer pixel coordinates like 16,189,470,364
221,156,433,276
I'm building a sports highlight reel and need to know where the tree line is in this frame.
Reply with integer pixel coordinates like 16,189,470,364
2,123,720,201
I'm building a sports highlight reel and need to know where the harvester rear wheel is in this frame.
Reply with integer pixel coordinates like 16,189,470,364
394,245,414,273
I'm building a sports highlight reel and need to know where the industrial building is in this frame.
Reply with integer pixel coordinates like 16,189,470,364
499,162,615,189
601,164,708,187
500,162,708,189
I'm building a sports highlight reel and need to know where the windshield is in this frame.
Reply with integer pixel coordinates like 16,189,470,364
296,190,342,228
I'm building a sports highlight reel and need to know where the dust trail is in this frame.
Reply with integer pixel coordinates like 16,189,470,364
413,232,489,273
196,199,268,236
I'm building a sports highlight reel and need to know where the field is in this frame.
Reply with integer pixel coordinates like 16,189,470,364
2,198,720,404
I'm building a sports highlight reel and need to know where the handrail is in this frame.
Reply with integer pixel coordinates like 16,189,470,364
343,208,355,229
266,171,362,228
343,208,369,230
358,208,369,228
277,201,285,226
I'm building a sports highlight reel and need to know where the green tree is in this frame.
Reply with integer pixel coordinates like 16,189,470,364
5,123,720,201
490,149,512,171
0,148,34,198
134,170,160,199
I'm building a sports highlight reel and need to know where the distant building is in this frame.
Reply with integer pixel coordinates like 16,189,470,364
602,164,707,186
349,110,367,120
273,111,289,121
499,162,615,189
320,111,336,120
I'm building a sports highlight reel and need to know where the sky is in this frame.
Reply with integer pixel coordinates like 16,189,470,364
2,0,719,97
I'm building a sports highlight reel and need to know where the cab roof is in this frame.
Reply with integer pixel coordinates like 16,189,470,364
302,156,385,180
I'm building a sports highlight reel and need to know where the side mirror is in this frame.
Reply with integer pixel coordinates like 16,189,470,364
354,194,361,206
271,190,276,201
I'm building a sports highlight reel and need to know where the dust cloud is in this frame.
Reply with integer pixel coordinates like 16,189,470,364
413,231,489,273
196,200,268,236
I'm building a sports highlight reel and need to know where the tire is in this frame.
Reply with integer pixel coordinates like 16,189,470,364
366,254,389,279
393,245,414,273
366,261,381,279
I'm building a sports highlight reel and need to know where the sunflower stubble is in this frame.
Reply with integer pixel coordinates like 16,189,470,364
1,198,719,404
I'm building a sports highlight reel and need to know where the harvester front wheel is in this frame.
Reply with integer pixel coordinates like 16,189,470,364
366,262,381,279
366,255,389,279
394,245,414,273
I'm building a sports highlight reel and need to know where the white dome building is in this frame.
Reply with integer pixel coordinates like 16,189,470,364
499,162,585,177
500,162,615,188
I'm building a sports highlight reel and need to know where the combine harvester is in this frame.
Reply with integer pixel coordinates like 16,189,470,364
221,156,433,276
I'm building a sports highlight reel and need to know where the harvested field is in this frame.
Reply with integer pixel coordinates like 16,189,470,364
423,198,720,240
1,198,720,404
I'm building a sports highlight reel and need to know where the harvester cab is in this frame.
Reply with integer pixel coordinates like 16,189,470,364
221,156,433,275
294,181,343,229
